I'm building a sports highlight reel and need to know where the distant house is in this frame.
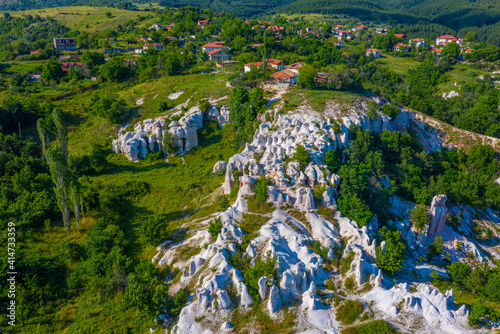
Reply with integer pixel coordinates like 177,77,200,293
366,49,381,58
244,62,263,72
250,44,263,48
208,49,230,61
338,30,353,38
59,54,81,61
334,25,344,31
432,48,443,54
409,38,426,49
464,49,474,53
393,43,409,52
135,47,146,54
53,38,77,51
288,62,306,71
353,25,368,32
314,73,327,84
167,23,175,31
267,59,286,70
436,35,460,45
305,27,314,33
394,33,406,39
28,74,40,83
334,40,344,47
30,50,40,55
122,59,138,64
61,62,82,72
202,41,225,53
150,43,165,50
198,19,210,27
273,69,297,84
268,26,285,34
376,28,388,34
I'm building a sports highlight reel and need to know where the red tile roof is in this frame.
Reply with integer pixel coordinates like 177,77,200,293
437,35,457,40
244,62,263,67
202,41,225,48
394,34,406,38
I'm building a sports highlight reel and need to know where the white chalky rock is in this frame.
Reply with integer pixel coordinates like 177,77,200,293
322,186,337,208
268,285,281,314
213,160,227,173
294,187,315,211
258,277,268,301
239,282,253,307
113,111,202,161
216,289,231,309
219,105,230,127
428,194,448,238
220,321,233,332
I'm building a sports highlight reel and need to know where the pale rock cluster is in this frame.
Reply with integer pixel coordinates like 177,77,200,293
150,100,493,333
208,105,230,127
362,283,470,334
112,107,203,161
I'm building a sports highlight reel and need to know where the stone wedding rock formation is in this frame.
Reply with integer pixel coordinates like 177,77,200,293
428,194,448,238
112,108,203,161
208,105,230,127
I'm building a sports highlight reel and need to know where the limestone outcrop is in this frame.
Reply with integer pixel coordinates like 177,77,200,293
112,108,203,161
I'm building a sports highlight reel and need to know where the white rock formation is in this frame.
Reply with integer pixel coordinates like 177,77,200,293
428,194,448,239
113,108,203,161
213,160,227,174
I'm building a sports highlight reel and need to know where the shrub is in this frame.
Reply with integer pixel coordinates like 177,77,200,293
294,144,311,171
140,214,169,245
375,227,407,275
208,217,222,239
342,320,395,333
409,204,429,232
336,300,364,324
255,175,271,202
340,251,355,275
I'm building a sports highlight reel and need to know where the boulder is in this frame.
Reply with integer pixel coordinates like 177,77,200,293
294,187,315,211
258,277,268,301
213,160,227,174
267,285,281,314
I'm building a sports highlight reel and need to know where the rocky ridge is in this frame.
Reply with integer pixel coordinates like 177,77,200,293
150,99,499,333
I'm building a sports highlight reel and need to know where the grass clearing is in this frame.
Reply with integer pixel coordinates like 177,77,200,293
374,54,420,76
0,6,152,32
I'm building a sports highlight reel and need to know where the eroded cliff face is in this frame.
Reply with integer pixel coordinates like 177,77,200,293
149,98,498,334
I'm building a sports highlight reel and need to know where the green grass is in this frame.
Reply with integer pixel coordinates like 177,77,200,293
437,64,490,93
374,54,421,76
282,87,360,113
0,6,153,32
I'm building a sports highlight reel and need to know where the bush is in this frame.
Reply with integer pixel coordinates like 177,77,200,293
340,251,355,275
409,204,430,232
375,227,407,275
255,175,271,202
208,217,222,239
294,144,311,171
140,214,169,245
336,300,364,324
342,320,395,333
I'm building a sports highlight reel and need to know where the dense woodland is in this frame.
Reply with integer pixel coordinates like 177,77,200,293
0,3,499,333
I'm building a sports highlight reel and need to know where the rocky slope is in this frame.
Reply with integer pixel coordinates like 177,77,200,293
150,98,499,334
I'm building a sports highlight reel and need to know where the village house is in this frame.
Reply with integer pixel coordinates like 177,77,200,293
334,25,344,31
273,69,297,84
166,23,175,31
366,48,381,58
59,54,81,61
334,40,344,47
122,59,138,64
208,49,230,61
202,41,225,53
338,30,353,38
61,62,82,72
198,19,210,26
436,35,460,45
53,38,77,51
409,38,426,49
431,48,443,54
376,28,388,34
29,74,40,83
394,33,406,39
288,62,306,71
267,59,286,70
353,25,368,32
305,27,314,33
244,62,263,72
149,43,165,50
393,43,409,52
314,73,327,84
30,50,40,55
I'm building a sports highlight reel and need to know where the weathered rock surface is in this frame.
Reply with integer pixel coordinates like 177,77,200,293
112,108,203,161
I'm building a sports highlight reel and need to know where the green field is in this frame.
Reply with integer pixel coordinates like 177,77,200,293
0,6,153,32
374,54,421,76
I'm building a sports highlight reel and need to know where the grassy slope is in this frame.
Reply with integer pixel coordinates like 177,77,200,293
374,54,421,76
0,6,153,32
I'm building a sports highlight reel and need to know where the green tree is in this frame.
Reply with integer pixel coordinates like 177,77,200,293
255,175,271,202
294,144,311,171
162,132,179,155
441,42,460,59
42,57,64,83
139,214,168,245
409,204,430,232
208,217,222,239
298,65,317,88
81,50,105,72
375,227,407,275
100,57,128,82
